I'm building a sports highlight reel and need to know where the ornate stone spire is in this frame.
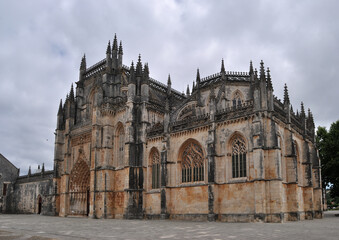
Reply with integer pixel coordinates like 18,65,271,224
129,61,135,83
58,99,63,116
106,41,111,54
196,68,201,86
186,84,190,96
249,60,254,75
260,60,265,81
80,54,86,71
267,67,273,91
283,84,290,105
143,63,149,79
221,59,225,73
221,59,226,79
112,34,118,51
118,41,123,55
136,54,142,76
167,74,172,95
307,108,314,126
167,74,172,86
69,84,75,102
300,102,306,118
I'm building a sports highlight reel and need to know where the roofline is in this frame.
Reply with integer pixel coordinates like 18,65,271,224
0,153,19,170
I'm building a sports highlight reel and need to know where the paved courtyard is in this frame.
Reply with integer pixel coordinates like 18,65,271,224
0,211,338,240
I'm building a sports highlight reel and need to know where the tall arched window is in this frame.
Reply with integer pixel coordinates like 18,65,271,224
150,148,160,189
181,141,204,183
115,123,125,167
231,136,247,178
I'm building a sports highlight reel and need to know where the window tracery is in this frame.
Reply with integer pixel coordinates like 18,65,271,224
232,90,243,108
181,142,204,183
150,148,160,189
231,137,247,178
115,123,125,167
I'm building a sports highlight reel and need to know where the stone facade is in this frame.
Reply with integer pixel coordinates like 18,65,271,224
52,35,322,222
0,153,19,212
1,158,55,215
1,35,323,222
5,170,55,215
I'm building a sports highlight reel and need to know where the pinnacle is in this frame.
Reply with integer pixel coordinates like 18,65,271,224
113,34,118,50
186,85,190,95
283,83,290,104
58,99,63,115
300,102,306,117
69,84,75,101
136,55,142,75
267,67,273,90
167,74,172,85
221,59,225,73
249,60,254,75
196,68,201,83
106,40,111,54
260,60,265,80
118,41,123,55
80,54,86,70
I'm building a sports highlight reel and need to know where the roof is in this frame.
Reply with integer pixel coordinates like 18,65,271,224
0,153,18,170
200,71,250,88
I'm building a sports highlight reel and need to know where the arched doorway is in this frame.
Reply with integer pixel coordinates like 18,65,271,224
37,195,42,214
69,158,90,216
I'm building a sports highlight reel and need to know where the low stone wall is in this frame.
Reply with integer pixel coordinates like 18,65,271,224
4,171,55,216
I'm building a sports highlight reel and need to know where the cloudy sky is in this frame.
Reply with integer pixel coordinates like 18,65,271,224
0,0,338,175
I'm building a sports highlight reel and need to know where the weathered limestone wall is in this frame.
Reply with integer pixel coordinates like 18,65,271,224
168,185,209,220
5,172,55,215
216,182,255,222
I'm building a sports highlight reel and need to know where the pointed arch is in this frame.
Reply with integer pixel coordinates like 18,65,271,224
228,132,247,178
179,139,205,183
177,102,197,121
68,156,90,216
149,147,160,189
231,89,244,107
114,122,125,167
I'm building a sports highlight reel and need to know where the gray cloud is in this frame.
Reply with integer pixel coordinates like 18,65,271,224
0,0,338,174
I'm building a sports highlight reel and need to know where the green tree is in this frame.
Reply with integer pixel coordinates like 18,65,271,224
316,120,339,199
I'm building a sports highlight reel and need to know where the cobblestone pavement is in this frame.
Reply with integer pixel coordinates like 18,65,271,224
0,211,338,240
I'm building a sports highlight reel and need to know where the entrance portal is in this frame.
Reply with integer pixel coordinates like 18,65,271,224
68,159,90,216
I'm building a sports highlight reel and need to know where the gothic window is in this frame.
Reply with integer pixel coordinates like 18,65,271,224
115,123,125,167
231,137,247,178
232,90,243,108
150,148,161,189
181,141,204,183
